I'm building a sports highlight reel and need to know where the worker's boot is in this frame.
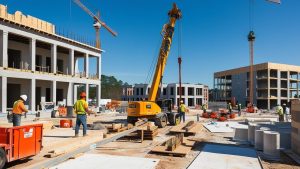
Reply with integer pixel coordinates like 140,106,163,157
83,134,88,137
74,134,79,138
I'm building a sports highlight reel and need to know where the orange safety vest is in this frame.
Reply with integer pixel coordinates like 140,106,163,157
12,100,28,114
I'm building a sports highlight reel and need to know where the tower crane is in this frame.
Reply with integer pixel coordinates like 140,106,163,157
73,0,117,49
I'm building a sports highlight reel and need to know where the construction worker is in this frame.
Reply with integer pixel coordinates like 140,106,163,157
179,100,186,123
74,92,91,137
276,104,284,122
227,102,232,114
12,95,28,126
237,102,242,116
202,104,207,113
282,103,287,121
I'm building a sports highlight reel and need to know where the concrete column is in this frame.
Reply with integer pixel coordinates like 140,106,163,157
97,84,101,107
51,44,57,74
68,49,74,76
73,84,78,102
277,70,281,105
52,80,56,105
287,71,290,102
85,53,89,78
85,84,89,103
29,38,36,72
30,79,36,111
97,56,101,79
1,77,7,113
0,30,8,68
267,69,270,110
67,82,73,106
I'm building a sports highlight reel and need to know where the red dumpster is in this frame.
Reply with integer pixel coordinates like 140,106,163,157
0,124,43,168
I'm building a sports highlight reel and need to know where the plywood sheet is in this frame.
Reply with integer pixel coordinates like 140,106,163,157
50,154,159,169
203,122,248,133
188,144,261,169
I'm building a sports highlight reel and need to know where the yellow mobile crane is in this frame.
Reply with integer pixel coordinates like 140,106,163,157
127,3,182,128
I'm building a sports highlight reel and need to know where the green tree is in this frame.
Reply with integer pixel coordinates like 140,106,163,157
101,75,125,99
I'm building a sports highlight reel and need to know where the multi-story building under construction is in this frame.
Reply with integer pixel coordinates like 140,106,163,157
214,62,300,109
0,5,101,113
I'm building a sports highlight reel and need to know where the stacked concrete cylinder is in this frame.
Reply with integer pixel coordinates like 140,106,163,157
254,127,270,150
234,127,248,141
291,100,300,156
248,123,258,145
263,131,280,157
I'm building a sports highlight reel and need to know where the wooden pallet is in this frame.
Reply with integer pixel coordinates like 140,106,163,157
106,123,133,133
150,134,194,157
137,126,158,140
170,121,201,136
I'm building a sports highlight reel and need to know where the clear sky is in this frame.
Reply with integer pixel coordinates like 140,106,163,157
2,0,300,88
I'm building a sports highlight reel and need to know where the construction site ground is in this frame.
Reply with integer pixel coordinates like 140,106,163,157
0,109,300,169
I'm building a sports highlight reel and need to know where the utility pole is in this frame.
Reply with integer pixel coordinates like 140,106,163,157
248,31,255,106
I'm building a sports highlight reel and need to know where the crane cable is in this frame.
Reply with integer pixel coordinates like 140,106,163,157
249,0,254,31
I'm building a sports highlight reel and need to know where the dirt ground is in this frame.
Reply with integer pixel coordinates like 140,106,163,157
1,110,300,169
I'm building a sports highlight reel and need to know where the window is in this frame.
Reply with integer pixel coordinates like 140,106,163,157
146,104,151,109
196,88,202,95
188,87,194,96
141,88,144,95
177,87,185,95
163,88,167,95
170,87,174,95
136,88,139,95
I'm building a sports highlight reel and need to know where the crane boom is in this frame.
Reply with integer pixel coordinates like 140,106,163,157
73,0,117,37
148,3,182,101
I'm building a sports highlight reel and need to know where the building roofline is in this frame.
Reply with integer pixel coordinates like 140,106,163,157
214,62,300,77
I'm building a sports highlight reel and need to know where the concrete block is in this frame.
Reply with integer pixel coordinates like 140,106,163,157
255,127,270,150
234,128,248,141
263,131,280,157
279,131,291,149
248,123,259,145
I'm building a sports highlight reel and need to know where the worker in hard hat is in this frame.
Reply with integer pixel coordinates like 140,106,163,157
227,102,232,115
179,100,186,123
12,95,28,126
74,92,91,137
276,104,284,122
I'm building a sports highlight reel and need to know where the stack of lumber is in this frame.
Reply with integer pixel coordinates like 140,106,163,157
137,126,158,140
106,123,133,133
170,121,201,136
150,133,194,157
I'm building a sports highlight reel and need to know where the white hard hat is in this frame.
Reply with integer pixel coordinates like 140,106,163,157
180,100,183,103
20,95,27,101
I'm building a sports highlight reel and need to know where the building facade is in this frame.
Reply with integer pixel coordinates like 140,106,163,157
214,62,300,109
0,5,101,113
122,83,209,107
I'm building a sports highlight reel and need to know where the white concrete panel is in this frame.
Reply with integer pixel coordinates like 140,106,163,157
188,144,261,169
51,154,159,169
203,122,248,133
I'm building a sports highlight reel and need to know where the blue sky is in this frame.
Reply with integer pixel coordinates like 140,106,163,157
2,0,300,88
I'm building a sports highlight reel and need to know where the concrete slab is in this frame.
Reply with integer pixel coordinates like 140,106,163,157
203,122,247,133
50,154,159,169
188,144,262,169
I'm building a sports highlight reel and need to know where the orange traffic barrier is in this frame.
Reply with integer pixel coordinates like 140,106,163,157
60,119,73,128
210,112,218,119
202,112,209,118
218,116,227,121
230,113,236,119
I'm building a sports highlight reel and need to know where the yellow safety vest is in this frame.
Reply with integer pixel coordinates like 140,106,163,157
180,104,186,112
74,99,88,115
276,106,283,115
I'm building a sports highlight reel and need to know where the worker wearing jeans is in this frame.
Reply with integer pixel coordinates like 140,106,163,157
74,92,90,137
12,95,28,126
179,100,186,123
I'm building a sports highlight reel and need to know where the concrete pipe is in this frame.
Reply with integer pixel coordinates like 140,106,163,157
248,123,259,145
255,127,270,150
234,127,248,141
263,131,280,157
279,130,291,149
